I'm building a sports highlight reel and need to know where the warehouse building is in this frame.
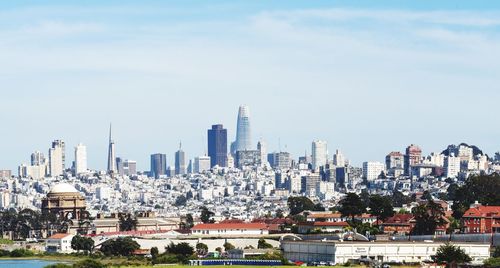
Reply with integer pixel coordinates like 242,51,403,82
281,240,490,264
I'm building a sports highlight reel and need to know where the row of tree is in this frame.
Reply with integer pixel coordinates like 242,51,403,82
0,208,92,239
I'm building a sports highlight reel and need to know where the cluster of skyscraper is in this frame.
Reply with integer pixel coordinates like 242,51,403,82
19,140,88,179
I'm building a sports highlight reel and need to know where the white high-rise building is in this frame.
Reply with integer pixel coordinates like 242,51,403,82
363,161,386,181
257,140,267,166
312,140,328,171
333,149,346,167
194,155,211,173
231,105,252,154
444,155,461,178
49,140,65,177
75,143,88,174
0,190,10,209
226,154,234,168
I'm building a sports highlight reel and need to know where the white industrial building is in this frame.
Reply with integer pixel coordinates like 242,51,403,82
281,240,490,264
191,223,269,236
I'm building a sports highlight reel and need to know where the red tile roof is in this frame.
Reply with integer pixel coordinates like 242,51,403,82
191,223,268,230
381,214,414,225
299,221,349,227
463,206,500,218
48,233,72,239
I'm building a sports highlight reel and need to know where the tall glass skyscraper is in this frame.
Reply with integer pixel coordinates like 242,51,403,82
208,124,227,168
231,105,252,154
150,153,167,179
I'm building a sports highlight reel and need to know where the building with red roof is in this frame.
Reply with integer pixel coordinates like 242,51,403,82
462,204,500,233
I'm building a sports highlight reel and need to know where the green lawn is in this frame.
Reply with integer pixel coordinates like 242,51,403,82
0,238,13,245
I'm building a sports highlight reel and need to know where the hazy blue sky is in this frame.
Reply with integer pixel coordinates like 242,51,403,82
1,1,499,171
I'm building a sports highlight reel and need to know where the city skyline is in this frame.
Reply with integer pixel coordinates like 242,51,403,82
1,1,500,171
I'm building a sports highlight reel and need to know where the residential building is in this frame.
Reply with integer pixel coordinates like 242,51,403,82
45,233,75,253
462,204,500,233
404,144,422,176
363,161,385,181
74,143,87,174
444,154,461,178
49,140,65,177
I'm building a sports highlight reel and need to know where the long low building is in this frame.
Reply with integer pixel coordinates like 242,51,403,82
281,240,490,264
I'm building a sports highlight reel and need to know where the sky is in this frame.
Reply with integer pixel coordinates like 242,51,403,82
1,1,499,172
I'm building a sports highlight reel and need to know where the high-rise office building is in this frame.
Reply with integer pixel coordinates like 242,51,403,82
333,149,345,167
257,140,267,166
150,153,167,179
207,124,227,168
31,151,45,166
312,140,328,171
107,124,117,174
117,158,137,176
74,143,87,174
48,140,65,177
268,152,292,170
231,105,252,154
175,143,186,175
404,144,422,176
194,155,211,173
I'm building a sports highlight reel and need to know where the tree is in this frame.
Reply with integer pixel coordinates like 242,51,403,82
275,209,284,219
73,259,106,268
185,214,194,229
166,242,194,256
338,193,366,222
493,246,500,258
422,191,433,201
287,196,315,216
223,242,235,251
100,237,140,256
257,238,273,249
77,209,92,235
412,200,446,235
484,257,500,267
392,190,412,207
174,195,187,207
200,207,215,224
71,235,94,255
119,213,138,231
369,195,394,223
196,242,208,255
150,246,159,260
451,174,500,219
433,243,471,267
360,190,370,208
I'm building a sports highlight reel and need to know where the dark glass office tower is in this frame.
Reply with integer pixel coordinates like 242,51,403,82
150,153,167,178
208,124,227,167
